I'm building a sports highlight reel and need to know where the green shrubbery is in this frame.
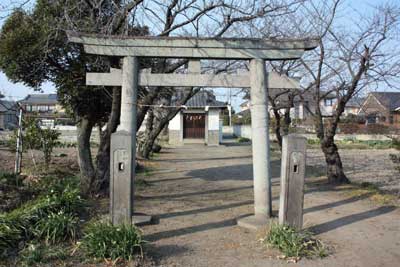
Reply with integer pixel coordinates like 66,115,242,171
237,137,251,143
1,172,145,264
34,211,79,244
0,171,24,187
264,223,327,259
81,221,143,261
0,176,84,256
18,242,68,267
390,137,400,172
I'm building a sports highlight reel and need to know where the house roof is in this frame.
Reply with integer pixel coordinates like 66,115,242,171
370,92,400,111
240,101,249,107
346,97,365,108
19,94,58,105
0,100,17,113
184,91,226,108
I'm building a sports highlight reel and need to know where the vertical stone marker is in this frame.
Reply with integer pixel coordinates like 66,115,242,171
110,56,138,225
279,134,307,230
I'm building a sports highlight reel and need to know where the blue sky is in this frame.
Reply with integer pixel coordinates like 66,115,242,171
0,0,395,110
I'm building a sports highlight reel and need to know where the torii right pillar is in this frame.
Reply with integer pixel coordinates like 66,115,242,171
238,58,272,230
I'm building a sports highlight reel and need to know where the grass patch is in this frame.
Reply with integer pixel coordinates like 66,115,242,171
18,242,68,267
33,210,79,244
263,223,328,260
237,137,251,143
0,176,85,255
81,221,143,262
0,171,24,187
346,182,398,206
306,138,394,149
135,178,151,188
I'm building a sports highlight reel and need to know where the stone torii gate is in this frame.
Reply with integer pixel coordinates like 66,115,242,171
68,32,317,229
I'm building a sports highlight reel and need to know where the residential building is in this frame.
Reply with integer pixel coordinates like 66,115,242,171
342,97,365,116
0,100,18,130
168,91,226,146
358,92,400,126
235,90,337,123
19,94,67,127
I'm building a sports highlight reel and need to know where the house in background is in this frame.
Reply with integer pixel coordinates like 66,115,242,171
19,94,68,127
341,97,365,116
169,91,226,146
0,100,18,130
235,90,338,123
358,92,400,126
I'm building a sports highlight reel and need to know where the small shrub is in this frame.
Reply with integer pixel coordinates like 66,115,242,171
82,221,143,261
264,223,327,259
237,137,251,143
0,171,24,187
307,139,320,145
19,242,68,266
34,211,79,244
0,177,84,253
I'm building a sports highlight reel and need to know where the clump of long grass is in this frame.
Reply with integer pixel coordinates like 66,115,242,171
0,176,84,255
81,221,143,262
263,223,328,259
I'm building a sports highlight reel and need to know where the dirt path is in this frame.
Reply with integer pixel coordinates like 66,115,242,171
136,143,400,267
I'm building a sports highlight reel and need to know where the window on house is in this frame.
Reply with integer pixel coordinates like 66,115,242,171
31,105,38,111
324,99,334,106
389,115,394,124
367,114,377,124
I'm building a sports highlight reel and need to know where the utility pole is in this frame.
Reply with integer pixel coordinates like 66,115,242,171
14,106,23,174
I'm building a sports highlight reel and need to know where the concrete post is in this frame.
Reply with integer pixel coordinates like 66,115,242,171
250,58,272,218
110,56,138,225
119,56,139,133
279,134,306,230
237,59,272,230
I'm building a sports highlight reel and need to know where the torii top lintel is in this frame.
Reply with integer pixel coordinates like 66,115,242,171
67,32,318,60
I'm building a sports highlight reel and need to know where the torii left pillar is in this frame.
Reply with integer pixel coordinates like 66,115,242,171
110,56,151,225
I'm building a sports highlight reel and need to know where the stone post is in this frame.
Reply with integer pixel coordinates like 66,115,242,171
237,59,272,230
119,56,139,133
110,56,138,225
250,58,272,218
279,134,306,230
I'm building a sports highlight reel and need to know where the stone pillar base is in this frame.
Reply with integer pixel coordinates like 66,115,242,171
207,130,219,146
237,215,276,231
133,213,153,226
169,130,183,145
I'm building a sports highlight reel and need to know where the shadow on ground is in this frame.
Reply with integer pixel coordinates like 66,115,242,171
186,160,326,181
308,205,397,234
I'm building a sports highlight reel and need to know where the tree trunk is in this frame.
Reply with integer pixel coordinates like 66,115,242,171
320,137,350,184
139,109,158,159
272,110,283,149
77,117,95,194
93,87,121,193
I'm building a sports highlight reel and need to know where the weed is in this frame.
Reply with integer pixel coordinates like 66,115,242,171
0,177,84,253
18,242,68,267
34,211,79,244
135,178,151,188
82,221,143,261
264,223,328,259
237,137,251,143
0,171,24,187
